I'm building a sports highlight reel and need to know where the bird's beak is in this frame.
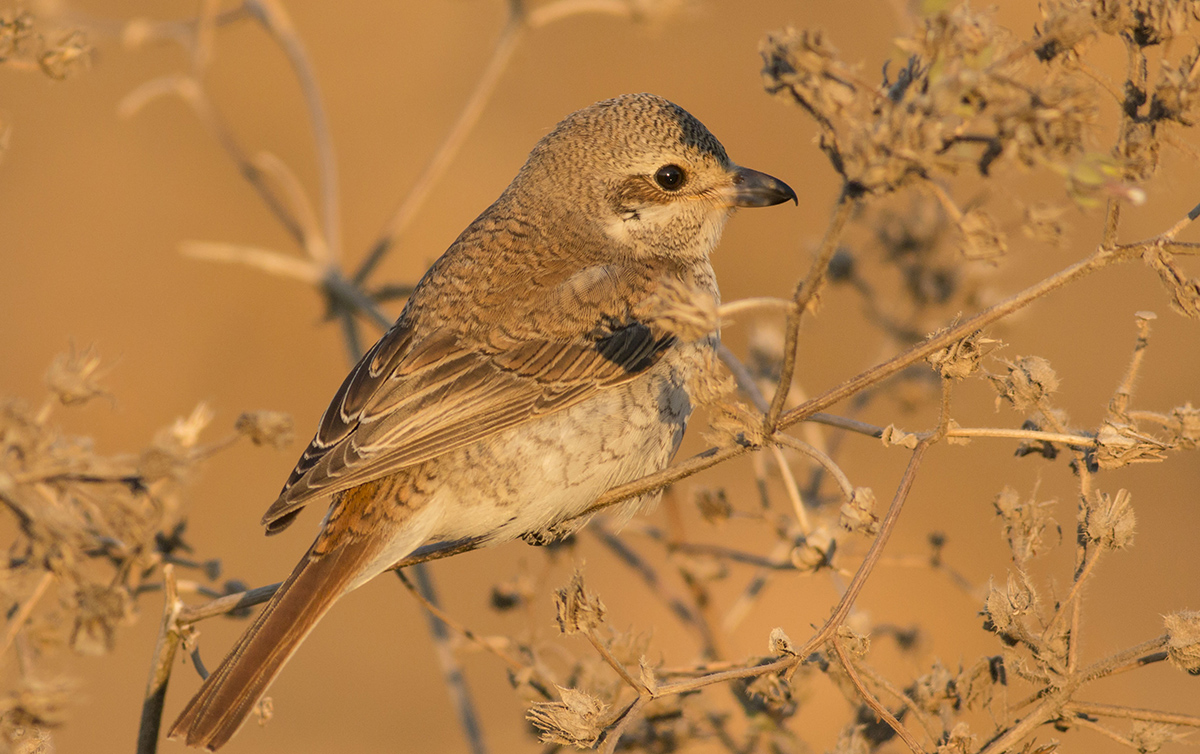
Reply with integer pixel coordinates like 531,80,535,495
728,166,797,208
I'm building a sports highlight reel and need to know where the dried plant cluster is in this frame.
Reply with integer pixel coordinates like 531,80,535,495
0,346,293,753
0,9,89,80
3,1,1200,754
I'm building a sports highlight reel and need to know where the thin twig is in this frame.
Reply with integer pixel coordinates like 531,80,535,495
1066,701,1200,728
136,565,183,754
769,444,811,533
774,433,854,502
245,0,340,265
599,695,650,754
357,1,526,283
1,570,53,658
407,564,490,754
585,632,646,693
395,570,524,670
831,635,925,754
765,194,855,430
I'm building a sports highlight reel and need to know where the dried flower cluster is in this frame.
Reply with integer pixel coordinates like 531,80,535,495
0,10,89,80
0,348,286,752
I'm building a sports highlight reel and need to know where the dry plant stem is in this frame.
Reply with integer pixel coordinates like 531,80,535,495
831,636,925,754
137,565,183,754
775,242,1139,432
358,0,525,282
661,437,934,697
527,0,635,26
717,296,791,319
585,631,646,693
244,0,340,265
1068,715,1142,748
1078,634,1169,683
851,656,943,743
600,695,650,754
180,242,323,283
944,426,1091,446
1042,544,1102,643
717,343,771,412
590,524,715,651
0,570,53,657
770,444,811,533
765,194,855,430
395,570,525,671
774,432,854,501
407,563,490,754
984,636,1171,754
121,77,306,248
1066,701,1200,728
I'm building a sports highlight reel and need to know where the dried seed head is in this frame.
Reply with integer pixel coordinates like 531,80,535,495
1152,49,1200,126
761,27,858,118
743,672,797,719
69,583,133,656
836,624,870,658
526,686,609,748
169,402,215,449
1164,610,1200,675
1129,721,1179,753
703,397,766,449
989,356,1059,411
938,722,976,754
769,627,795,656
993,486,1057,563
1084,489,1136,550
927,329,999,380
912,662,957,713
235,411,294,449
692,486,732,523
839,487,879,535
554,569,606,635
791,527,836,572
1169,403,1200,448
1,677,73,730
1094,421,1168,469
638,275,720,343
1022,203,1068,247
984,571,1038,636
44,344,109,407
1092,0,1198,46
958,208,1008,261
880,424,920,449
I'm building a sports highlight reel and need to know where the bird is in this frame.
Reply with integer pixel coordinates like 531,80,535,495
168,92,796,750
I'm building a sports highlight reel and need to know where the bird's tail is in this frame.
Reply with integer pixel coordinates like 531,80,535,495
167,537,372,750
168,479,424,750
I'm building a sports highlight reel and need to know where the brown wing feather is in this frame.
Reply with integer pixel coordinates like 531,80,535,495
263,315,675,531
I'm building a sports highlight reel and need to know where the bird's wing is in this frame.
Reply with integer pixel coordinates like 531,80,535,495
261,310,676,532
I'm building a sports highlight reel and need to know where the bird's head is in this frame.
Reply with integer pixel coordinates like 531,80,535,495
513,93,796,260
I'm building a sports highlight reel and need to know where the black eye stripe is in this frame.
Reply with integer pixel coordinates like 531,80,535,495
654,164,685,191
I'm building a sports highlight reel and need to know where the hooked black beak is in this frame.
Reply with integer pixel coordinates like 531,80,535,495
730,166,797,208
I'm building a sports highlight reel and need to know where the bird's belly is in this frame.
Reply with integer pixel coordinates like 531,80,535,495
424,356,698,544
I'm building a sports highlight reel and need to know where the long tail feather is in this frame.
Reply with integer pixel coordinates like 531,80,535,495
167,538,374,750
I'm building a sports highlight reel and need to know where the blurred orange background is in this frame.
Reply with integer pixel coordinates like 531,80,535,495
2,1,1198,753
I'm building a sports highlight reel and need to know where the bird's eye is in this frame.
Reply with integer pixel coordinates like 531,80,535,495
654,164,686,191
